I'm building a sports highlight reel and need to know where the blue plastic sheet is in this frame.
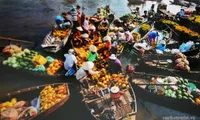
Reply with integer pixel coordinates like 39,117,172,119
31,96,41,112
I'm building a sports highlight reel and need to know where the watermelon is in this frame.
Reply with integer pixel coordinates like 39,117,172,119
178,95,182,99
177,90,182,94
183,96,188,99
12,64,18,68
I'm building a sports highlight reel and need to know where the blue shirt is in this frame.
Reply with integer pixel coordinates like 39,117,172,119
180,10,184,17
149,31,158,41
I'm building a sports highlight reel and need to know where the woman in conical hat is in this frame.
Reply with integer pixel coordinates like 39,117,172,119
87,45,98,62
75,61,99,89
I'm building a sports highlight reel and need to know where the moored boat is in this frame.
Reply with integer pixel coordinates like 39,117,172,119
0,83,70,120
81,83,137,120
129,72,200,117
41,22,72,53
135,53,200,80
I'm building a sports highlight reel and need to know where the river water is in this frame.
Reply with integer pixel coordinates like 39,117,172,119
0,0,199,120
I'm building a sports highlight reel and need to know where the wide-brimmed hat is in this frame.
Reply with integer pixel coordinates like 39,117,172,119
103,36,111,41
82,61,94,70
68,49,74,54
76,26,83,31
89,45,97,52
109,54,117,60
82,33,89,38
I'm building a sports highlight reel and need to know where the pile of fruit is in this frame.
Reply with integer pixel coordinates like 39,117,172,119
91,68,129,89
161,19,200,39
40,84,67,111
140,23,151,33
0,98,18,112
74,47,89,67
120,14,135,23
46,59,63,76
32,55,47,65
2,44,22,56
3,49,38,70
189,15,200,24
175,53,190,72
52,30,68,39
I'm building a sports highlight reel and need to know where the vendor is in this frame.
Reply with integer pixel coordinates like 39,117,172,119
55,15,64,28
61,12,72,29
156,40,166,52
110,41,118,55
125,31,134,42
148,31,159,48
142,10,148,18
103,36,112,51
76,61,99,89
64,49,78,76
100,17,109,27
83,17,89,33
108,54,122,74
87,45,98,62
73,26,83,47
68,5,79,32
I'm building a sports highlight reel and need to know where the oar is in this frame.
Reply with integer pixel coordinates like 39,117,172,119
0,36,35,45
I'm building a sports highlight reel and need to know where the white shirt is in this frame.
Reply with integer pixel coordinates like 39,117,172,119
64,53,77,70
100,19,109,25
83,19,89,31
76,67,98,81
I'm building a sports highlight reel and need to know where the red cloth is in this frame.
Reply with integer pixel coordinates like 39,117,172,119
105,41,111,50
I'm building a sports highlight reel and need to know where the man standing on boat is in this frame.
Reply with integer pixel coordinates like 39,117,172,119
64,49,78,76
68,5,79,33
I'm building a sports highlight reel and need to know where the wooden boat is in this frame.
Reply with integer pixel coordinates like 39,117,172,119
135,54,200,81
129,72,200,116
41,23,72,53
81,83,137,120
0,83,70,120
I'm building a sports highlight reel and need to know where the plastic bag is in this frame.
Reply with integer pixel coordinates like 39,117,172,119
31,96,40,112
46,56,54,64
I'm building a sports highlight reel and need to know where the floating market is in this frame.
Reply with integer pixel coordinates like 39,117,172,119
0,0,200,120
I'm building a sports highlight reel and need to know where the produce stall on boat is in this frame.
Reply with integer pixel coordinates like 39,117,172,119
41,22,72,53
1,45,65,77
0,83,70,120
135,53,200,81
130,72,200,116
81,72,137,120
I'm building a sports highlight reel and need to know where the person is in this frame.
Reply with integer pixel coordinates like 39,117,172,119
82,33,89,45
125,31,134,42
55,15,64,27
68,5,79,32
76,5,81,16
83,17,89,33
75,61,99,89
156,40,166,52
64,49,78,76
100,17,109,26
87,45,98,62
132,7,140,16
142,10,148,18
113,18,123,27
61,12,72,29
108,54,122,74
148,31,159,48
110,41,118,55
73,26,83,47
150,4,155,11
179,9,185,17
103,36,112,51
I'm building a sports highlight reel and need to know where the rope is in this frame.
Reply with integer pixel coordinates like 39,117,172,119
0,36,35,44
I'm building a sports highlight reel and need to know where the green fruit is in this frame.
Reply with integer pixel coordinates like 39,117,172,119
177,90,182,94
183,92,188,97
183,96,188,99
178,95,182,99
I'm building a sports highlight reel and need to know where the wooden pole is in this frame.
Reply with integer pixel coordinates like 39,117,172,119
0,36,35,45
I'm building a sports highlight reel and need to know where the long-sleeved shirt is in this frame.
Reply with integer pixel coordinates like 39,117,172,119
64,53,77,70
76,67,98,81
